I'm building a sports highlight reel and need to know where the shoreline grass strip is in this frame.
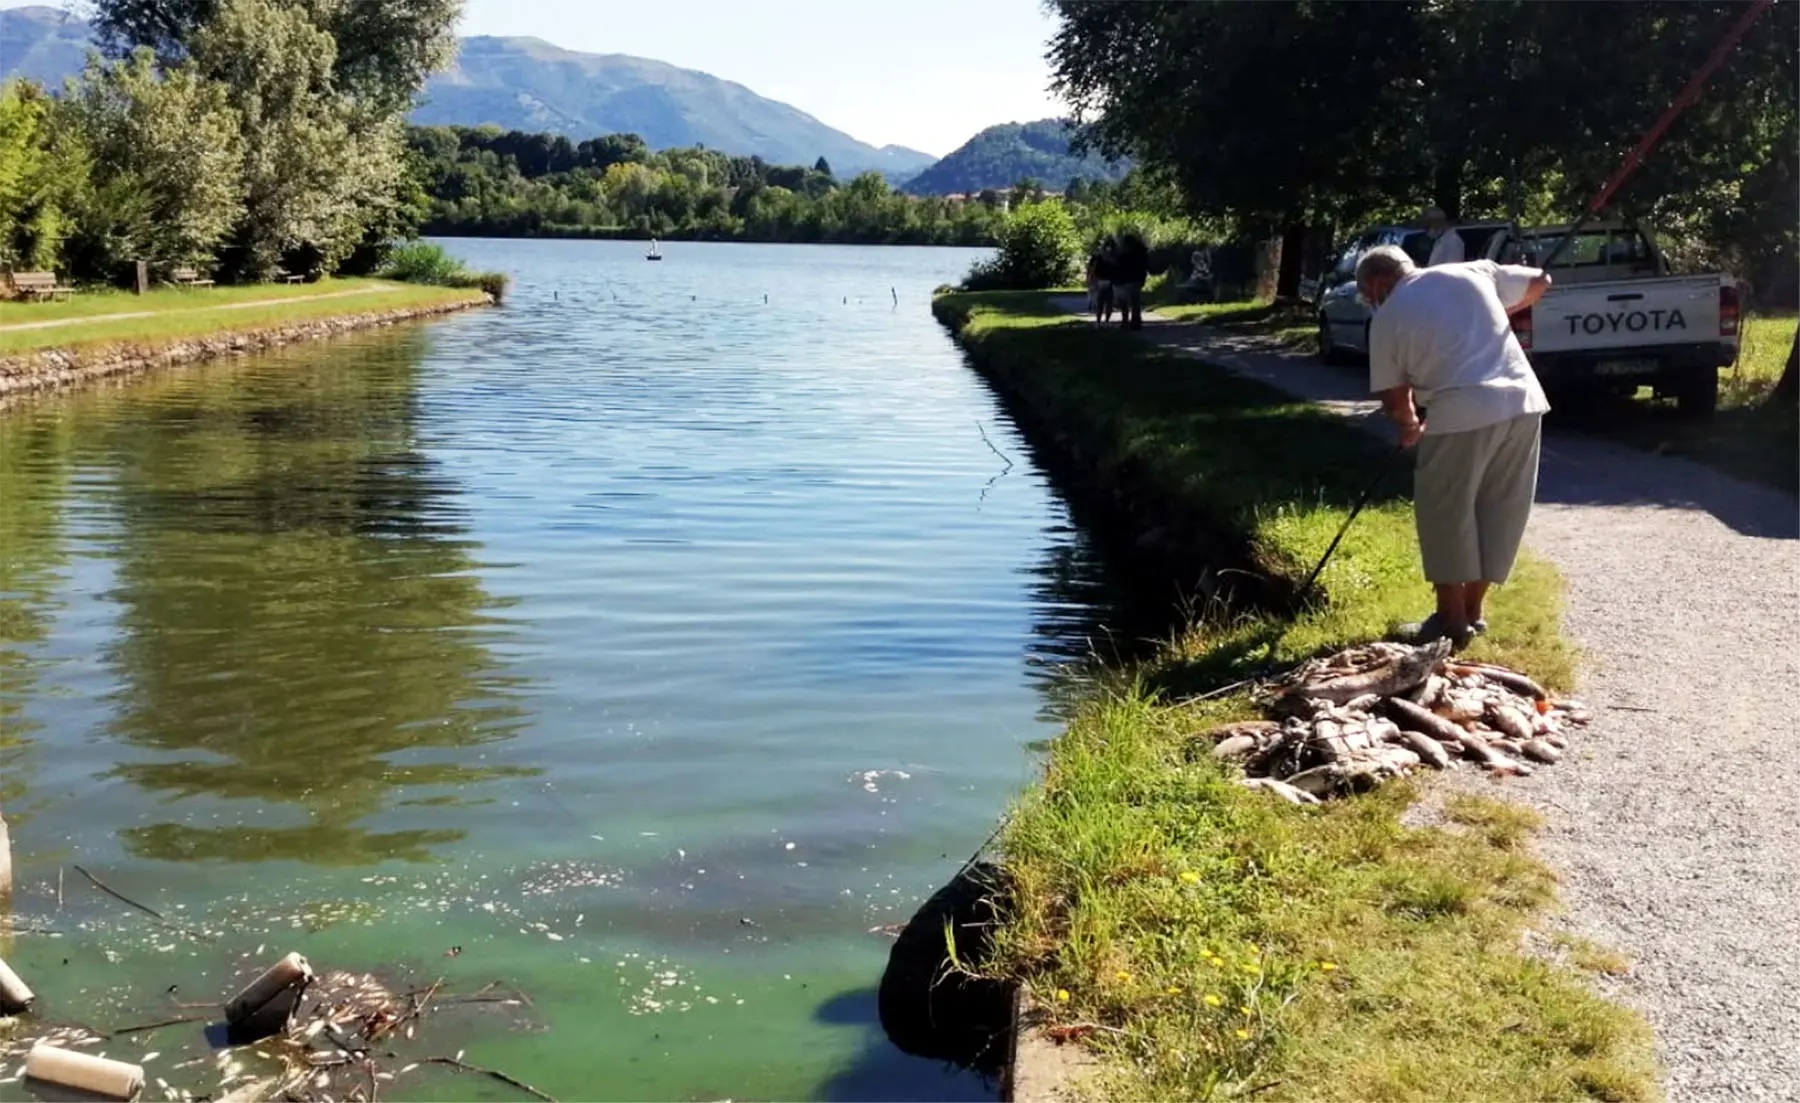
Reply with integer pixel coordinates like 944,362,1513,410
935,291,1655,1102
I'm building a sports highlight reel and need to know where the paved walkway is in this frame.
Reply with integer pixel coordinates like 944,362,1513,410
1092,302,1800,1100
0,284,391,333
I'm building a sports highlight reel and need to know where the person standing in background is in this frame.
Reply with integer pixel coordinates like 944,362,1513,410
1113,233,1149,329
1423,207,1466,266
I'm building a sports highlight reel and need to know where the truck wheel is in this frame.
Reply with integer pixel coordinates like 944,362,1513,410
1318,313,1347,365
1675,365,1719,419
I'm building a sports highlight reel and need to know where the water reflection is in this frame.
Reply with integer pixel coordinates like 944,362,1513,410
0,412,76,819
86,334,533,863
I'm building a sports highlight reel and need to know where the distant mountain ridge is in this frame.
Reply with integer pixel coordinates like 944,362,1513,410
0,7,935,178
903,119,1127,195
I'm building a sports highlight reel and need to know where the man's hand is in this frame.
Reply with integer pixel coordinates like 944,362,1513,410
1379,384,1423,447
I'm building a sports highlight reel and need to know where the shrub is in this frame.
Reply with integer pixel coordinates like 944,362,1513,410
380,240,507,301
962,199,1080,291
451,269,509,301
380,241,464,284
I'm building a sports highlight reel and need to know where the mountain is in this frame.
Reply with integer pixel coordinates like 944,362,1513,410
903,119,1126,196
418,36,934,178
0,5,91,88
0,9,935,178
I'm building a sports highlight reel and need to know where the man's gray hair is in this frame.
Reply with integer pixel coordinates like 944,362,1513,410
1356,244,1415,285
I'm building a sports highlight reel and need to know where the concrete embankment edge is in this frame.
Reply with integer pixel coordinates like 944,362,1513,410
929,297,1205,1102
0,294,490,403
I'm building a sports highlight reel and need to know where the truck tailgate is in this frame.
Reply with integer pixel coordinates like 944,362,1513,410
1533,276,1721,354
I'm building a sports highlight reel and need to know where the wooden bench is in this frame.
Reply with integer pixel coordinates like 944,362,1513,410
170,266,215,288
9,271,76,302
274,267,306,284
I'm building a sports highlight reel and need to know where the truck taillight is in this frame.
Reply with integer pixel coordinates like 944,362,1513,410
1511,307,1533,350
1720,284,1739,337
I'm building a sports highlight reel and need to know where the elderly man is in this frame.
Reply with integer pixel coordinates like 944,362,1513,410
1356,245,1552,646
1422,207,1465,266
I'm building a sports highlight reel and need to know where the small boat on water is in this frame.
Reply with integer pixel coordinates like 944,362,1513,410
646,238,663,261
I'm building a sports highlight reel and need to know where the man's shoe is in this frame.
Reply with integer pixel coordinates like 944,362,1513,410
1393,612,1473,649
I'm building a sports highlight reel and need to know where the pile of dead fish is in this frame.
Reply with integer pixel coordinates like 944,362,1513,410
1203,638,1591,805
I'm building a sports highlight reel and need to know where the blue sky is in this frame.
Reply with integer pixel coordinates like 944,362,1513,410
459,0,1065,155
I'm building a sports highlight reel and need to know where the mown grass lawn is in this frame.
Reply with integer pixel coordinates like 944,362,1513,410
936,291,1655,1103
0,280,486,356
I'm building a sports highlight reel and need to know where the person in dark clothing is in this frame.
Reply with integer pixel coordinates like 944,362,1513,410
1089,238,1117,324
1113,234,1149,329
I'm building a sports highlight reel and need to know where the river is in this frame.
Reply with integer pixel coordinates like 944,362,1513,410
0,240,1137,1101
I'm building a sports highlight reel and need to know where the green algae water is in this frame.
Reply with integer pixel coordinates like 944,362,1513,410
0,241,1137,1101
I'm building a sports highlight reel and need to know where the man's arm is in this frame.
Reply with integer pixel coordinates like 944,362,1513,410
1493,263,1552,314
1379,385,1424,447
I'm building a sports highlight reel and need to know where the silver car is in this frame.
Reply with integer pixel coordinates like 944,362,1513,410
1315,222,1509,363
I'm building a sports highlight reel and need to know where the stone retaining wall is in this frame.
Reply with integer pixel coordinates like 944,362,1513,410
0,295,489,403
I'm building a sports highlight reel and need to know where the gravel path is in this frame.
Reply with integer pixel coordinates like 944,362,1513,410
1119,308,1800,1100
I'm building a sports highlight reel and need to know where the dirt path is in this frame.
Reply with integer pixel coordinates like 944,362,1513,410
0,284,391,333
1076,301,1800,1099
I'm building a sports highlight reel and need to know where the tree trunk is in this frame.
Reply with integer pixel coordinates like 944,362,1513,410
1771,328,1799,406
1432,153,1465,221
1276,223,1307,300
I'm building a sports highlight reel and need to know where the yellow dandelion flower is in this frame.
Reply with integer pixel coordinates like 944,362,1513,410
1179,871,1200,884
1165,986,1182,996
1203,994,1222,1007
1240,963,1260,974
1056,989,1071,1002
1207,957,1224,968
1240,1006,1252,1016
1115,971,1133,982
1235,1029,1251,1040
1320,961,1338,972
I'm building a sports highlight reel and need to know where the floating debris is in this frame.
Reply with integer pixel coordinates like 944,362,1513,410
1203,640,1588,800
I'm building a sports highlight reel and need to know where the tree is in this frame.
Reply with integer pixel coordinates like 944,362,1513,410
65,48,244,274
963,199,1080,290
190,0,407,277
0,81,80,272
91,0,459,115
1049,1,1797,299
813,156,833,178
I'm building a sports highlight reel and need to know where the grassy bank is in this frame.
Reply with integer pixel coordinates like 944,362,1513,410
935,292,1655,1101
0,279,488,356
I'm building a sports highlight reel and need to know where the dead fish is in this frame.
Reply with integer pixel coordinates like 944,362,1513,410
1387,696,1470,748
1392,727,1451,769
1541,732,1569,751
1237,777,1322,806
1212,734,1260,761
1202,720,1280,742
1520,739,1563,764
1284,764,1344,796
1343,693,1383,713
1487,704,1536,743
1450,662,1548,701
1283,638,1451,705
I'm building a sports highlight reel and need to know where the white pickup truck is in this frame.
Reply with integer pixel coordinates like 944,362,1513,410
1316,221,1741,416
1490,224,1739,416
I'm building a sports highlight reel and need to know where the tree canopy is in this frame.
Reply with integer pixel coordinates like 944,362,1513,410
1051,0,1796,299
